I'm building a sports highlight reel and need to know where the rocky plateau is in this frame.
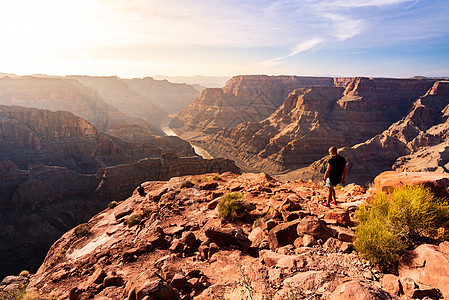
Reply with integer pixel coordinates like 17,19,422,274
6,170,448,300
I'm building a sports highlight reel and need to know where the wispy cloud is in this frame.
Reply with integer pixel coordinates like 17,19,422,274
254,38,325,68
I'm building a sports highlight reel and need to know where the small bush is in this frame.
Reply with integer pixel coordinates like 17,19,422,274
180,180,194,189
22,291,54,300
355,185,449,270
74,224,90,237
0,285,26,300
218,192,248,220
213,173,221,181
19,270,29,277
126,211,144,227
108,201,118,209
252,217,263,229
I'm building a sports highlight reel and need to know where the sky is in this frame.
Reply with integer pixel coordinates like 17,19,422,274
0,0,448,78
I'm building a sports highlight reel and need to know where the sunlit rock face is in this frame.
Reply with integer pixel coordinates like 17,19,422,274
204,77,439,175
301,80,449,185
170,75,336,134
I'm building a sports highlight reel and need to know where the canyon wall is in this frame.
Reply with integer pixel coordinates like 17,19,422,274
124,77,200,114
198,77,439,174
0,105,239,278
0,76,156,135
68,76,167,128
0,105,194,173
299,80,449,185
170,75,336,135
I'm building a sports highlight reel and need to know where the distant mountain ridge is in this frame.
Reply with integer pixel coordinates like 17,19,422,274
124,77,200,114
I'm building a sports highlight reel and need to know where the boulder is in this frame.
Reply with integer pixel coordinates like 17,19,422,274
204,224,251,250
399,276,442,299
399,243,449,299
302,234,317,247
329,280,398,300
381,274,401,296
248,227,266,249
324,209,351,227
375,171,449,198
103,275,124,287
267,219,300,250
280,197,301,211
322,237,343,253
332,226,356,243
170,273,187,289
169,239,186,253
181,231,196,247
297,216,333,241
198,181,219,190
136,278,178,300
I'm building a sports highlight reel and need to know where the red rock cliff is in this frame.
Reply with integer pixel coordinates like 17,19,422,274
171,75,335,134
203,77,440,174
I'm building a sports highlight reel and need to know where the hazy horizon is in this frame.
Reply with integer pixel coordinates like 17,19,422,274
1,0,448,78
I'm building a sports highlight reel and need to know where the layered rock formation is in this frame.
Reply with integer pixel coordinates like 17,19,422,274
124,77,200,114
300,80,449,185
0,105,240,278
0,155,238,279
68,76,169,127
21,171,447,299
170,75,336,135
203,77,438,174
0,105,194,173
0,76,157,135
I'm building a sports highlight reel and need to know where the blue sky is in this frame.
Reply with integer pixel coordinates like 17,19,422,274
0,0,448,78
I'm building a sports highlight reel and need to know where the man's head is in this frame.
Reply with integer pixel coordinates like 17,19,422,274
329,146,337,156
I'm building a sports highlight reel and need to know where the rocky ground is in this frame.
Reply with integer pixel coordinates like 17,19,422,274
3,171,449,299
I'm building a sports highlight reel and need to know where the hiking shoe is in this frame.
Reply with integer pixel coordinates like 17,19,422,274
330,201,337,207
320,202,330,208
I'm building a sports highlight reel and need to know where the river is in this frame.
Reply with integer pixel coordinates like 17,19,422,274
160,118,214,159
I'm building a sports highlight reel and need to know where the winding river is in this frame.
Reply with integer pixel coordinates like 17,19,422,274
160,119,214,159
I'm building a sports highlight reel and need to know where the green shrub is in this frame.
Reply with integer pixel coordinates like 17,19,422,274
0,284,26,300
218,192,248,220
74,224,90,237
108,201,118,209
213,173,221,181
252,217,263,229
126,212,144,227
355,185,449,270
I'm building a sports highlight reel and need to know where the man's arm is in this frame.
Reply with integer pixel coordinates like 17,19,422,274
342,163,347,184
324,163,331,181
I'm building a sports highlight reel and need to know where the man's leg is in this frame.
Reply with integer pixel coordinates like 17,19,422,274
331,188,337,205
327,187,334,205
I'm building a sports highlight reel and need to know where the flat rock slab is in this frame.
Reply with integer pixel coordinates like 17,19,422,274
375,171,449,198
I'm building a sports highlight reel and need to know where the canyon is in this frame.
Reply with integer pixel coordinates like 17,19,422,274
171,75,449,185
170,75,336,135
0,105,238,278
2,72,449,299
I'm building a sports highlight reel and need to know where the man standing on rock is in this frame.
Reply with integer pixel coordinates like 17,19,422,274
321,147,347,208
